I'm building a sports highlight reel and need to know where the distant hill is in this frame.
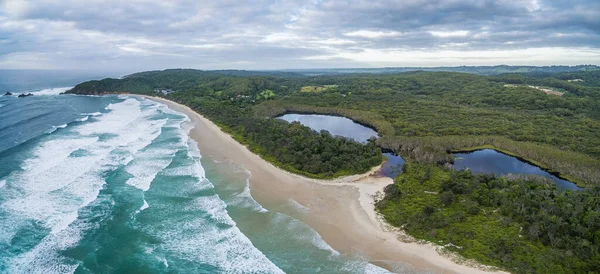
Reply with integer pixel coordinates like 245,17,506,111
280,65,600,76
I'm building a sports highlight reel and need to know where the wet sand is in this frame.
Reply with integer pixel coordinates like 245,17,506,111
143,95,506,274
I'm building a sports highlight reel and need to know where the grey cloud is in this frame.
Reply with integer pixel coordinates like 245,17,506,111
0,0,598,70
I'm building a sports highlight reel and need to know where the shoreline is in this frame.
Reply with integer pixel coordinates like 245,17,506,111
140,95,506,274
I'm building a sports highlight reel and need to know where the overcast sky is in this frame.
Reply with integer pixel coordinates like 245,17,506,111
1,0,599,72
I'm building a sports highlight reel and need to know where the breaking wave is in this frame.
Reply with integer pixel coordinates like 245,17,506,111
0,96,281,273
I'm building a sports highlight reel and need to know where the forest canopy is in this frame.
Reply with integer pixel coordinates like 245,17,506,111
68,68,600,184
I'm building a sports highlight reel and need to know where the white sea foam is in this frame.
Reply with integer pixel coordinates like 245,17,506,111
154,256,169,268
287,198,309,214
123,116,183,191
151,193,284,273
1,97,167,241
81,112,102,116
29,87,72,96
45,123,68,134
271,212,340,254
135,198,150,214
2,99,168,274
0,180,5,188
20,137,99,175
8,229,81,274
4,97,283,273
186,139,204,167
76,99,143,136
343,258,393,274
125,151,174,191
133,101,282,273
140,199,149,211
6,195,111,274
77,116,89,122
45,125,66,134
228,172,269,213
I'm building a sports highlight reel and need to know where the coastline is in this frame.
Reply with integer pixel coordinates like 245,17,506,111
141,95,507,274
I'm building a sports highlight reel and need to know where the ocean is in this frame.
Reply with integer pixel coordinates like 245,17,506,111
0,78,399,273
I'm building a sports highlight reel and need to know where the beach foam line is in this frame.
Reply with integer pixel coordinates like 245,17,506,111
227,170,269,213
341,256,392,274
81,112,102,116
127,97,283,273
145,193,284,274
270,211,340,255
185,139,206,178
29,87,72,96
287,198,309,214
44,123,68,134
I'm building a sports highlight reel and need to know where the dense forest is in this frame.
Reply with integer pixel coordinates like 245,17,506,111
284,65,599,76
376,164,600,273
68,68,600,272
253,71,600,185
68,68,600,184
174,94,382,178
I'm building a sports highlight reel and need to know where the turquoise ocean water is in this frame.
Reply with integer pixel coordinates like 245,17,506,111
0,82,411,273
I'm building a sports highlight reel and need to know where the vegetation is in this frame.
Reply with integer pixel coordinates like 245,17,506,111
260,72,600,185
181,95,382,178
67,67,600,272
300,85,338,93
68,69,600,185
376,163,600,273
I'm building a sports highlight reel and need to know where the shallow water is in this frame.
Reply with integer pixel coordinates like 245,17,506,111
277,113,378,143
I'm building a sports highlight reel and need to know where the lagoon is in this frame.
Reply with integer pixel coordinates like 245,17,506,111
277,114,378,143
278,114,580,189
453,149,580,190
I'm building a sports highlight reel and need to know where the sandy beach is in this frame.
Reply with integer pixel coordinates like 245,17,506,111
144,95,506,274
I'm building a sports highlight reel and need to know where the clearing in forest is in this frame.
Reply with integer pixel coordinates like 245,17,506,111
504,84,565,96
300,85,339,93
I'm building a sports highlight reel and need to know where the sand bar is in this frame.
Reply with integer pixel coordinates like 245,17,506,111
142,95,507,274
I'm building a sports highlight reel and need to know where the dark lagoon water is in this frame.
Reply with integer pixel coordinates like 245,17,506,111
280,114,580,189
453,149,580,190
277,114,378,143
377,153,405,178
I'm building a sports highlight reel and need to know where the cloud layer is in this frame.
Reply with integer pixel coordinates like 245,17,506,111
1,0,599,71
